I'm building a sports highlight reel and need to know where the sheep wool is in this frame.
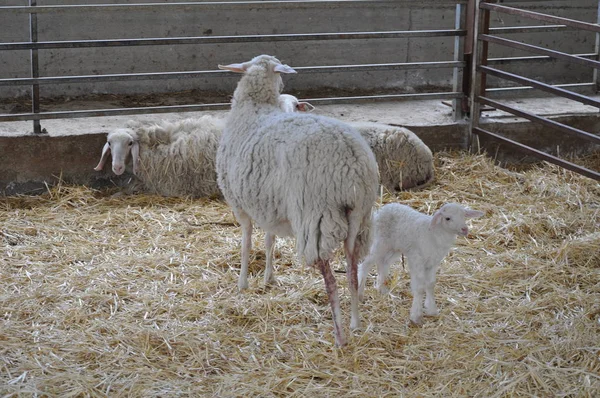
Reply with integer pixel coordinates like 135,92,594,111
217,54,379,346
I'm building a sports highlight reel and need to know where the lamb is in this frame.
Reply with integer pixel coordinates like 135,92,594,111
94,116,223,198
217,54,379,346
277,95,435,191
357,202,484,325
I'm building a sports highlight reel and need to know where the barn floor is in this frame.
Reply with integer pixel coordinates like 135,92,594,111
1,151,599,397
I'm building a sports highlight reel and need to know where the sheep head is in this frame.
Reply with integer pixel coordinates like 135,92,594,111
430,203,484,236
94,128,140,176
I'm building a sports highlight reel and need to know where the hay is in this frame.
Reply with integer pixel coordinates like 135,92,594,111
1,151,599,397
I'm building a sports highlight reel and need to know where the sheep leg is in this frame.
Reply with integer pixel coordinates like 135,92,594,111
264,232,276,286
237,212,253,291
424,266,439,317
357,255,374,302
376,252,398,296
317,258,346,347
409,275,425,326
344,239,360,330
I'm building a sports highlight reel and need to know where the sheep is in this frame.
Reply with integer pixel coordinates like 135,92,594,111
94,116,223,198
277,95,435,191
217,54,379,346
357,202,484,326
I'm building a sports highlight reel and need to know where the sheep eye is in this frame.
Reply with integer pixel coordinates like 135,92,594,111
445,217,451,221
128,141,133,146
108,142,111,147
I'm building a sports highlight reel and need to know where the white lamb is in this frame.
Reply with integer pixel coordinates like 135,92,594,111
217,54,379,346
277,95,435,191
93,116,223,198
357,203,484,325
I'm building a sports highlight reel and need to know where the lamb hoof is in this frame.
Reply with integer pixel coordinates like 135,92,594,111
409,316,424,327
424,307,439,317
238,280,249,291
350,319,361,330
264,276,277,286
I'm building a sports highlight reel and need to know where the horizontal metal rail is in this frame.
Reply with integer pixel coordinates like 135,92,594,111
0,30,466,51
473,127,600,181
478,96,600,145
0,61,464,87
489,25,571,35
480,34,600,70
0,0,468,14
487,53,597,66
481,2,600,33
479,65,600,108
0,92,462,122
487,82,596,93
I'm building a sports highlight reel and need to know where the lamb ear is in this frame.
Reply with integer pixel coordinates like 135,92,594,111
430,210,443,227
297,101,315,112
465,209,484,219
274,64,297,74
131,141,140,175
218,63,247,73
93,142,111,171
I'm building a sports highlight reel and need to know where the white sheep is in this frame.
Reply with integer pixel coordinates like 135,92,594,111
357,202,484,325
277,95,435,191
94,116,223,198
217,54,379,346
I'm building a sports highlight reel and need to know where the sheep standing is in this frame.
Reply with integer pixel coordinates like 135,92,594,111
277,95,435,191
357,203,483,325
217,54,379,346
94,116,223,198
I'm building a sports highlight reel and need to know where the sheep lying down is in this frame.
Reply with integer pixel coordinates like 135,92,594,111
358,202,484,326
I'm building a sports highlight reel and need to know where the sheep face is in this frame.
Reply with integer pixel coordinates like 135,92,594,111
94,128,139,176
430,203,484,236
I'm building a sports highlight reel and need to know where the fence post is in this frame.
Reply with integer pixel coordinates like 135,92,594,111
468,0,489,152
453,3,466,121
29,0,42,134
594,0,600,93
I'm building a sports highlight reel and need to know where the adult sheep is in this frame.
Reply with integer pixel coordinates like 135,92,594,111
278,94,435,191
217,54,379,347
94,116,223,198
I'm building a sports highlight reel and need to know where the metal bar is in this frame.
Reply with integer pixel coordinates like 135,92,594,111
0,61,465,87
468,0,487,150
594,1,600,92
488,53,597,65
461,0,475,115
479,96,600,145
0,1,469,14
480,34,600,70
0,92,462,122
479,65,600,108
472,127,600,181
0,30,466,51
489,25,570,35
487,82,595,93
453,3,465,120
481,2,600,34
29,0,41,135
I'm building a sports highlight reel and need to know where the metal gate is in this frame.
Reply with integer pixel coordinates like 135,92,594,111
469,0,600,181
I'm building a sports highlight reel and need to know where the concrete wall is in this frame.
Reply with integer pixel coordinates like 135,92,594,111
1,0,598,100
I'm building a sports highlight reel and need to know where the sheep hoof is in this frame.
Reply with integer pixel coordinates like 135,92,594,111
409,316,424,327
350,319,361,330
424,307,439,317
238,280,249,291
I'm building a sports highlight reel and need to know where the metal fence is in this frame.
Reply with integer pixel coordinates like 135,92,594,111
469,0,600,181
0,0,468,132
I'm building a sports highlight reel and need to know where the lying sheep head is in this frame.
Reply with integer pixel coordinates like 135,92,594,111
94,128,140,176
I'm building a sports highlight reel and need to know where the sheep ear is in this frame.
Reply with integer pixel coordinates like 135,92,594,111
465,209,484,219
430,210,443,227
218,63,247,73
93,142,111,171
274,64,296,74
297,101,315,112
131,141,140,175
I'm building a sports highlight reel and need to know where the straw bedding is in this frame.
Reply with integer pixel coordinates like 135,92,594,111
1,151,598,397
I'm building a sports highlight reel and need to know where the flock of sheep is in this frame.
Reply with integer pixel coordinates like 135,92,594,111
94,54,483,346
